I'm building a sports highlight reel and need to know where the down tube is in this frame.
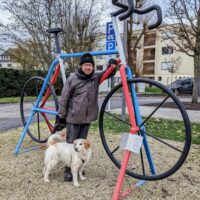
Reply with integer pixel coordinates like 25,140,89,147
125,66,156,175
14,58,59,154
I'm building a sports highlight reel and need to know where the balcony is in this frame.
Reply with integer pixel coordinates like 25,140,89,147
143,62,155,75
144,33,156,46
143,48,155,61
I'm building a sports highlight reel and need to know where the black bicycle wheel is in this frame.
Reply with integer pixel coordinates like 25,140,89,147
99,78,191,181
20,76,59,143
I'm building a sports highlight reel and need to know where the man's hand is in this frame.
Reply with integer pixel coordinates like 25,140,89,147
107,58,118,69
52,118,66,133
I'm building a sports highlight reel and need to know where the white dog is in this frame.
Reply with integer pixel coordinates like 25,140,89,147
43,138,92,187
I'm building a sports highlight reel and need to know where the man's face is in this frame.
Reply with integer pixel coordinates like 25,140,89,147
81,63,94,75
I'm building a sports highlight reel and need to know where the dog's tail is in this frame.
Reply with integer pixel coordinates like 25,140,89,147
47,132,66,147
47,136,56,147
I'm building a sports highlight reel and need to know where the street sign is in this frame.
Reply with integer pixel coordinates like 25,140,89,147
106,41,116,51
106,22,116,41
106,22,117,111
106,22,116,51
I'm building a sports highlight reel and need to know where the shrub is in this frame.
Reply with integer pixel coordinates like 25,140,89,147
0,68,64,97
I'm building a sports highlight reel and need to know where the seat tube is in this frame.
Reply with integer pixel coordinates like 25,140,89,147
58,57,67,84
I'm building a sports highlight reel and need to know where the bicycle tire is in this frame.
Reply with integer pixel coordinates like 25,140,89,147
99,78,191,181
20,76,59,143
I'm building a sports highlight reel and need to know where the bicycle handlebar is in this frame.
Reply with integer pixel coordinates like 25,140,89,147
112,0,129,17
133,5,162,30
111,0,162,30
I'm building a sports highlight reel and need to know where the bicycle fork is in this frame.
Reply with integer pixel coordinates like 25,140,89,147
112,64,156,200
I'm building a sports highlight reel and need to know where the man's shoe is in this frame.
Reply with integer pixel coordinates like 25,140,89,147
64,167,73,182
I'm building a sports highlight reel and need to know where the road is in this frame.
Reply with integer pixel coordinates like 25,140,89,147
0,95,199,132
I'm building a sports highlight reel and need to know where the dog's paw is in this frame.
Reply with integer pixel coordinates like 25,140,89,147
73,182,80,187
80,176,86,181
44,178,50,183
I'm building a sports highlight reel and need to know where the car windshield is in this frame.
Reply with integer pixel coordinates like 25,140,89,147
175,80,182,84
171,80,182,85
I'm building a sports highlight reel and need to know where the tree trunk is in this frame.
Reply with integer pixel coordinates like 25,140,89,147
127,19,134,74
192,54,200,103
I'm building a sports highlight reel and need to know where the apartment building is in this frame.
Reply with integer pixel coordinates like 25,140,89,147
132,28,194,85
94,26,194,89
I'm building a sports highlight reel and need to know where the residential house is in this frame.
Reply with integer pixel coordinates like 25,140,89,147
0,48,22,70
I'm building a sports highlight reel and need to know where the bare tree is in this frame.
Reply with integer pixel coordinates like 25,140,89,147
54,0,106,71
162,0,200,103
0,0,105,71
164,56,182,84
127,0,162,76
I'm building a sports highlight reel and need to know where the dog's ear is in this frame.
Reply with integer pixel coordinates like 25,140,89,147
84,140,91,150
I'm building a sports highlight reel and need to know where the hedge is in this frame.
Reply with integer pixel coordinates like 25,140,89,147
0,68,64,98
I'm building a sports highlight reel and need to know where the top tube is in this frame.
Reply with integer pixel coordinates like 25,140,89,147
59,50,118,59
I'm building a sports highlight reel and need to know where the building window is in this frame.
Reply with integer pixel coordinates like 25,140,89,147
96,65,103,71
158,76,162,81
7,64,12,68
163,31,175,40
161,62,173,70
0,64,2,67
162,46,173,55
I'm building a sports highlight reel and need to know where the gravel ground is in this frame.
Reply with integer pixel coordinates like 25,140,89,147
0,127,200,200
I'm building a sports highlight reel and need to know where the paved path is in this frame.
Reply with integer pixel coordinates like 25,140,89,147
111,106,200,123
0,103,23,132
140,106,200,123
1,96,200,132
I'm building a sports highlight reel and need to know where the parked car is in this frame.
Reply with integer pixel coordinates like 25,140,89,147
167,78,193,94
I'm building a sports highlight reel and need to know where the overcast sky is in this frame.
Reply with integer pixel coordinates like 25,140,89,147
0,0,166,52
0,7,11,25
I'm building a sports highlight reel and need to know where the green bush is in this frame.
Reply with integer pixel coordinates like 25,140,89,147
0,68,64,97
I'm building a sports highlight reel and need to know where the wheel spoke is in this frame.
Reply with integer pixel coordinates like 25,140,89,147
139,95,170,128
111,145,120,155
140,130,183,153
140,147,146,176
104,111,131,126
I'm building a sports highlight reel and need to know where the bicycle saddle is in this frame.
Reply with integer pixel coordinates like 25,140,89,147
46,28,64,34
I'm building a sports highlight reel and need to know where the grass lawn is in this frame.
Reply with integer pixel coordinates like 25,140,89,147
91,115,200,145
0,97,21,103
